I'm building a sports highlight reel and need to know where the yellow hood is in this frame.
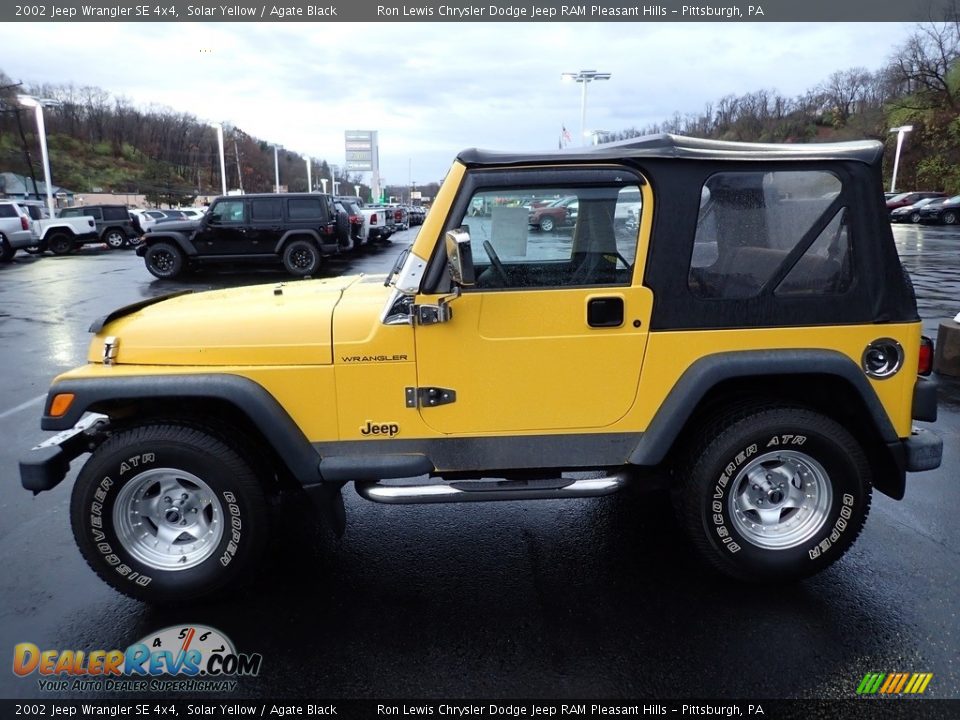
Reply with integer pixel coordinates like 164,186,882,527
88,276,366,366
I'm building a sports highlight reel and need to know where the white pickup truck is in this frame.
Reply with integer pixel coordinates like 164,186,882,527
17,203,99,255
335,195,395,244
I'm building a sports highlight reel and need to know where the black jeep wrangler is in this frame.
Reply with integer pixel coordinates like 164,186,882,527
136,193,340,279
58,204,138,250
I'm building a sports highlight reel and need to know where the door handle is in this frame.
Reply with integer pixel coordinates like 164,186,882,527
587,297,624,328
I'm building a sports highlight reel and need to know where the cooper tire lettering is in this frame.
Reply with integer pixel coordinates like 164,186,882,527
70,424,267,603
673,406,871,582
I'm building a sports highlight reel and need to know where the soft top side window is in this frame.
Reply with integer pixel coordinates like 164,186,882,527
688,170,850,299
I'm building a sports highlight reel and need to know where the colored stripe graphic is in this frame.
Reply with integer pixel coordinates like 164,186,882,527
857,673,885,694
857,672,932,695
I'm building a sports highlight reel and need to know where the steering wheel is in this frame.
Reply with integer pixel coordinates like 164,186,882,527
482,241,511,286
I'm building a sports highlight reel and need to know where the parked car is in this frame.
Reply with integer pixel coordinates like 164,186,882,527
130,209,169,234
917,194,960,224
21,134,941,604
529,196,578,232
885,191,947,213
338,198,367,248
0,200,38,262
58,204,138,250
16,202,99,255
136,192,340,279
340,197,393,243
332,201,354,252
889,197,947,223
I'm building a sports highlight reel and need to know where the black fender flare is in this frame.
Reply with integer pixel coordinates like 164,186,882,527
142,232,197,256
41,374,323,485
629,349,899,466
274,230,321,254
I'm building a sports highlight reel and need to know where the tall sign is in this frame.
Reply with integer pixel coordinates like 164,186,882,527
344,130,380,201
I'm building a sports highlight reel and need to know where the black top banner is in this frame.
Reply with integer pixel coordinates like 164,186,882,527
4,0,959,22
1,699,959,720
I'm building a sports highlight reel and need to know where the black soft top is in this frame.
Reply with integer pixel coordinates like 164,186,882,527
457,133,884,167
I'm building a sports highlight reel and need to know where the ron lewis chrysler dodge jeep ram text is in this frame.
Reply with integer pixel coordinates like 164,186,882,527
20,135,942,603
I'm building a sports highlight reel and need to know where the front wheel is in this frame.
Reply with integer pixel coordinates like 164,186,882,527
144,242,184,279
673,407,871,583
70,424,269,603
282,239,321,276
910,212,922,223
942,211,957,225
539,216,555,232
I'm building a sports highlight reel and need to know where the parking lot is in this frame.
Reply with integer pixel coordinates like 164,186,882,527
0,222,958,700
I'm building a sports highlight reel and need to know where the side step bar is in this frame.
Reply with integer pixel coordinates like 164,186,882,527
354,471,631,505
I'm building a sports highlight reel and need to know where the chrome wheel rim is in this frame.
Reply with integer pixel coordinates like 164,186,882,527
728,450,832,550
106,232,124,247
113,468,224,570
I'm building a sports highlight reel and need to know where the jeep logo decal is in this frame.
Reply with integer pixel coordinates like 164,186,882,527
361,421,400,437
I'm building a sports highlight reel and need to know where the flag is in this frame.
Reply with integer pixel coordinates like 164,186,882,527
562,125,572,145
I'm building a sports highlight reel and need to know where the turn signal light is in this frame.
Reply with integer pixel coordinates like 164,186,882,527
919,336,934,376
48,393,75,418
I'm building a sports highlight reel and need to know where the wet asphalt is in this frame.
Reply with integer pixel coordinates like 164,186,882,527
0,224,958,701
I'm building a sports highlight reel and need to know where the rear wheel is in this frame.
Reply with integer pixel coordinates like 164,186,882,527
0,235,14,263
144,242,184,279
540,216,556,232
70,424,269,603
47,233,74,255
103,228,127,249
672,406,871,583
282,239,321,276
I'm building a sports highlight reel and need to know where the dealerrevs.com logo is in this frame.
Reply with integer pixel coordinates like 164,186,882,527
13,624,262,693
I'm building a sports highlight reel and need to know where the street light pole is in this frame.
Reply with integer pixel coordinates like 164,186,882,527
18,95,58,218
274,145,282,193
889,125,914,194
561,70,611,146
305,155,312,192
213,122,227,196
320,178,328,193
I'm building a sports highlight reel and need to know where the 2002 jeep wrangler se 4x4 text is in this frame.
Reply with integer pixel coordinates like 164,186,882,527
20,135,942,603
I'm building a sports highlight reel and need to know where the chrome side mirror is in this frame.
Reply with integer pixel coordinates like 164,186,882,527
445,228,475,287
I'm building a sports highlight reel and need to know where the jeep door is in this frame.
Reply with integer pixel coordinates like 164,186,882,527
414,168,653,434
247,197,283,254
194,198,250,255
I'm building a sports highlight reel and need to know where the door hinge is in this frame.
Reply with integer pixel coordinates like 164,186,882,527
405,387,457,408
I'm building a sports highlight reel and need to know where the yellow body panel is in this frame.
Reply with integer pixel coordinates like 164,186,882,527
87,277,360,366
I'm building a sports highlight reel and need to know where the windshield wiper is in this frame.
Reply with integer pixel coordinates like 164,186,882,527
384,247,411,287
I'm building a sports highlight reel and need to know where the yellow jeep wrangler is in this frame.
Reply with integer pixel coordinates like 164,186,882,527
20,135,942,603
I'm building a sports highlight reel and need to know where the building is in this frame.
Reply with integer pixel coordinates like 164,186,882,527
0,172,76,207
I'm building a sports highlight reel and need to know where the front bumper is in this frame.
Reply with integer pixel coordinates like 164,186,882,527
19,414,106,493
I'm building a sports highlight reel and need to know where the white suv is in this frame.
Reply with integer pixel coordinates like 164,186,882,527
0,201,39,262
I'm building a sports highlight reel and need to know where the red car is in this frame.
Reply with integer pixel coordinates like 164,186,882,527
886,191,947,212
528,196,578,232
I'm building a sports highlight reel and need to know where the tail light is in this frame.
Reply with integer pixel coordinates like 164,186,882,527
395,209,402,221
349,214,361,224
919,336,934,376
371,212,378,224
20,216,29,231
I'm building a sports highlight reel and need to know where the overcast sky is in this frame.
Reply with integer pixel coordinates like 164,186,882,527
4,22,915,186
